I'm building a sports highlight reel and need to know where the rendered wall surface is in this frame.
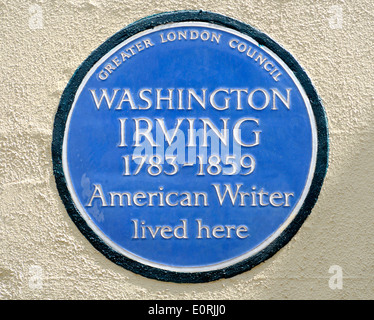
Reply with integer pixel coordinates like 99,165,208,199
0,0,373,299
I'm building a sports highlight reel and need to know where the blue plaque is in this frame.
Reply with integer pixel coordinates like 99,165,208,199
52,11,328,282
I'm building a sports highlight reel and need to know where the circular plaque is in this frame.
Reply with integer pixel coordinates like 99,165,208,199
52,11,328,282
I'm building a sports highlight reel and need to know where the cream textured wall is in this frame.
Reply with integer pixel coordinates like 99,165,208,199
0,0,373,299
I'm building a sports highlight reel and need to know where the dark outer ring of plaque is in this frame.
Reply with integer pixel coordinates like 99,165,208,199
52,10,329,283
